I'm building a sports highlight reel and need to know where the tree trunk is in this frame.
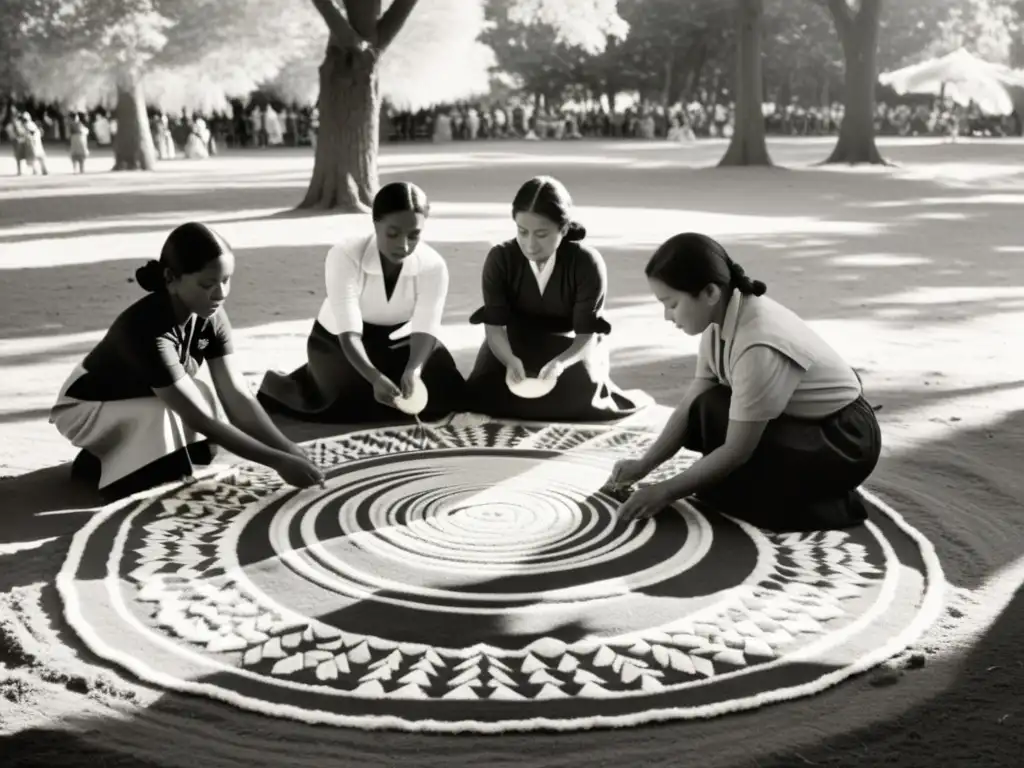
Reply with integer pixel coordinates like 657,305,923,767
112,77,157,171
299,40,380,211
661,47,675,110
719,0,771,166
684,40,708,102
823,0,886,165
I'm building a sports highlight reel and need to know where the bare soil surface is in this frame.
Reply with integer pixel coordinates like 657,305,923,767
1,138,1021,766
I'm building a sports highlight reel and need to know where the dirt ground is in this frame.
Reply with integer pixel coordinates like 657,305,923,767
1,138,1022,766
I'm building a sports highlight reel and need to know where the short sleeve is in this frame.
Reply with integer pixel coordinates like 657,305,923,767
469,244,511,326
200,308,234,359
409,257,449,337
728,345,804,422
123,332,188,390
570,245,612,335
325,244,364,335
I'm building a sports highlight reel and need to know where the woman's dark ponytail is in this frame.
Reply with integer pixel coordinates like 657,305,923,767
646,232,767,298
564,220,587,242
728,260,767,297
135,260,166,292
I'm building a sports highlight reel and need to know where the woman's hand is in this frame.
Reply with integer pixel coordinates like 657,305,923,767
506,357,527,384
284,442,312,460
273,452,325,489
605,458,650,489
372,372,402,406
538,358,565,381
617,483,672,523
400,367,422,399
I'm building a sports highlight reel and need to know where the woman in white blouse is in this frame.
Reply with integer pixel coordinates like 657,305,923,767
258,182,466,423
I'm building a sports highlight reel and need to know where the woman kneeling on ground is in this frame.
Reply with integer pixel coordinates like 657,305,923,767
611,233,881,532
257,181,466,423
463,175,648,421
50,222,323,501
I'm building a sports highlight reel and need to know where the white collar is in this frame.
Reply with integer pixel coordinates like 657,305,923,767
528,254,556,276
358,234,425,276
720,289,743,341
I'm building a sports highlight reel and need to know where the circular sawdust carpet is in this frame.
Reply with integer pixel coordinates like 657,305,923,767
57,416,943,733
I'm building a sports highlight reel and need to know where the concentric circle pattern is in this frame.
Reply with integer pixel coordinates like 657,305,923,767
58,416,943,732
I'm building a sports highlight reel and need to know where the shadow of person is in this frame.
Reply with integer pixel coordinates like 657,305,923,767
0,464,103,546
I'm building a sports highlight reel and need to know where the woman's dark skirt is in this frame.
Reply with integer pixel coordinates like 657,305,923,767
682,385,882,532
72,442,217,503
257,321,467,424
464,324,648,422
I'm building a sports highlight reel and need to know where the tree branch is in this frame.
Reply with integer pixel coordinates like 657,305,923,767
377,0,421,51
309,0,363,48
342,0,382,45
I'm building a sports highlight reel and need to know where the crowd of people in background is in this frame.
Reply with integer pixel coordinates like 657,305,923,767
0,101,321,174
3,91,1021,174
391,95,1022,143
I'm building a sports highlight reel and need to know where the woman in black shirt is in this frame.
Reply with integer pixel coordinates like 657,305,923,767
464,176,650,421
50,222,323,500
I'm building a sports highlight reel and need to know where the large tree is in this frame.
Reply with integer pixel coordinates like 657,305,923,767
298,0,422,211
21,0,171,170
820,0,887,164
17,0,306,171
720,0,771,166
298,0,627,212
819,0,1013,164
272,0,493,111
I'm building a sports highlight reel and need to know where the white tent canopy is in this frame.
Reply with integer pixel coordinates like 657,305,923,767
879,48,1024,115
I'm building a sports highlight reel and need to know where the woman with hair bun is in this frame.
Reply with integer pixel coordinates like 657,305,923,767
611,232,881,531
465,175,648,420
50,222,323,500
258,181,466,422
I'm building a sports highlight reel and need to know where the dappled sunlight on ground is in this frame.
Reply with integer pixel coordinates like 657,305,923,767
0,200,882,270
2,138,1023,767
2,139,1022,472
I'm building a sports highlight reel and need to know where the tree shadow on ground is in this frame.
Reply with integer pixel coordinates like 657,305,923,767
4,187,1022,345
0,187,307,228
0,222,207,246
4,147,1023,347
5,140,1022,228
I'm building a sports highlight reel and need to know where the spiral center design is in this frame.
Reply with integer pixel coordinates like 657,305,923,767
239,450,715,616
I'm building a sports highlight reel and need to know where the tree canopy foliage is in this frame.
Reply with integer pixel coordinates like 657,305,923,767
484,0,1024,106
16,0,308,112
8,0,627,112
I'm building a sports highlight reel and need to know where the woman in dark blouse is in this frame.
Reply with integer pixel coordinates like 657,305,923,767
464,176,649,421
50,222,323,500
